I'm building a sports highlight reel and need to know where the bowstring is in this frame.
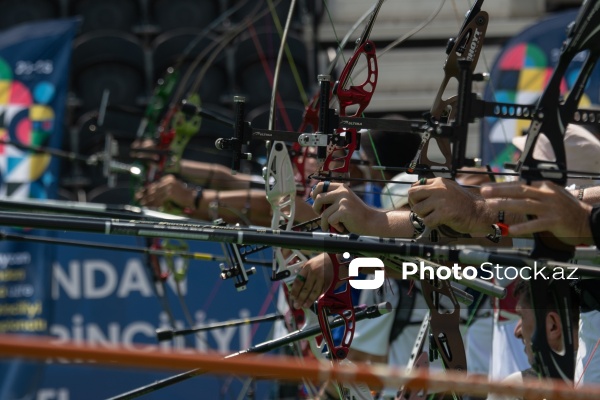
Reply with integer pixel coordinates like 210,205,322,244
266,0,309,106
189,5,280,97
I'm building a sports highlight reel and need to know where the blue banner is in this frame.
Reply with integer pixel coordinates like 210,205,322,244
0,18,79,400
480,9,600,169
36,233,277,399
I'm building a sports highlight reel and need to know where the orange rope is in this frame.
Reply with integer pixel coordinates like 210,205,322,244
1,334,600,399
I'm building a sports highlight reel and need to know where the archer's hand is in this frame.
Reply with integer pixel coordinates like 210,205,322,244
289,253,333,309
135,175,195,209
408,177,493,235
311,182,380,234
480,181,594,246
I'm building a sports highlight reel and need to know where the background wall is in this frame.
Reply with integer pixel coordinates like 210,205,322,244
0,0,585,197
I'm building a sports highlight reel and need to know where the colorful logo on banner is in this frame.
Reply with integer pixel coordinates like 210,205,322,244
0,19,78,199
481,9,600,169
0,58,56,198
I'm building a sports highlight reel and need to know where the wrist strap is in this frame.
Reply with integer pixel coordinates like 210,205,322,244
194,187,204,209
184,187,204,216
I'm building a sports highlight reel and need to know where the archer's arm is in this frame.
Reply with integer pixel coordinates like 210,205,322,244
179,160,263,190
570,185,600,205
137,175,316,226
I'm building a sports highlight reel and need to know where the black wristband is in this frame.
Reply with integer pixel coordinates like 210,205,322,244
409,212,426,238
193,187,203,210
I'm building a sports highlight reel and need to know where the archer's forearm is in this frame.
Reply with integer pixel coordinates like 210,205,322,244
180,160,262,190
572,186,600,205
191,189,316,227
362,209,415,238
191,189,270,226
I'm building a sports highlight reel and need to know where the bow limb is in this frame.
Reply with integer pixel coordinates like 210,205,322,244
335,20,379,117
143,8,266,178
317,0,385,176
412,0,488,175
166,1,264,112
261,0,308,366
262,0,320,370
293,4,378,197
146,1,276,174
515,1,600,187
137,0,238,144
335,0,383,121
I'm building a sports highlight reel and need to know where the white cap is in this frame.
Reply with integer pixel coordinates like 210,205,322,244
512,124,600,187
